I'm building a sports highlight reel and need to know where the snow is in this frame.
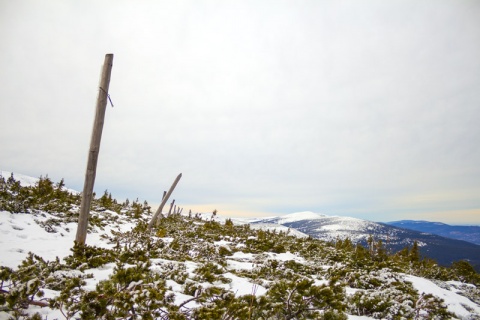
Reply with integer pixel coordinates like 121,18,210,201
0,207,138,269
1,171,79,194
214,240,232,246
2,208,479,320
0,211,77,268
1,173,480,319
83,263,117,290
276,211,327,223
244,216,279,223
226,259,256,270
447,280,476,289
344,287,362,296
320,224,345,231
1,171,39,187
166,279,183,292
405,274,480,319
184,261,199,274
313,278,329,286
267,251,305,263
249,222,309,237
221,273,267,297
159,237,174,243
250,210,390,244
254,211,370,233
229,251,255,260
171,291,198,309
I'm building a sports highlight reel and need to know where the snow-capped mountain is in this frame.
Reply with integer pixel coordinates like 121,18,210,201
252,211,328,224
251,211,383,243
251,211,480,270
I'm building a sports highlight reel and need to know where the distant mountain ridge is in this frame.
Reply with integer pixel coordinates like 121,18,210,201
250,212,480,271
386,220,480,246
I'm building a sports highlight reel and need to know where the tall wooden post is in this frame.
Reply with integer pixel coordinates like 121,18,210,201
75,54,114,245
148,173,182,229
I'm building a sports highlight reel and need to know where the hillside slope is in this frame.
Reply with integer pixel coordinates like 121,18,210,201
252,212,480,270
1,173,480,319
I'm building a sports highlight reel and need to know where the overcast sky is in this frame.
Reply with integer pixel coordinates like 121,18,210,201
1,0,479,224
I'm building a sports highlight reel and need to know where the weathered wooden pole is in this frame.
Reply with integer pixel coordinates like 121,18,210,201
75,54,114,245
167,200,176,216
148,173,182,228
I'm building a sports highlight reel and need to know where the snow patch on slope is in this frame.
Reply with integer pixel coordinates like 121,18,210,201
0,211,76,268
249,222,309,238
1,171,79,194
1,171,39,187
276,211,327,224
405,274,480,319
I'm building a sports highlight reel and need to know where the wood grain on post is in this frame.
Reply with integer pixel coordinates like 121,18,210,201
148,173,182,228
75,54,114,245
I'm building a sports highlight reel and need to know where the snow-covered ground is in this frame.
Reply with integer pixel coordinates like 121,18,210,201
2,208,479,319
1,172,480,319
405,275,480,318
0,211,78,269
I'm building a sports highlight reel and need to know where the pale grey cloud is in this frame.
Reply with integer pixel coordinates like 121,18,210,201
1,0,479,224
